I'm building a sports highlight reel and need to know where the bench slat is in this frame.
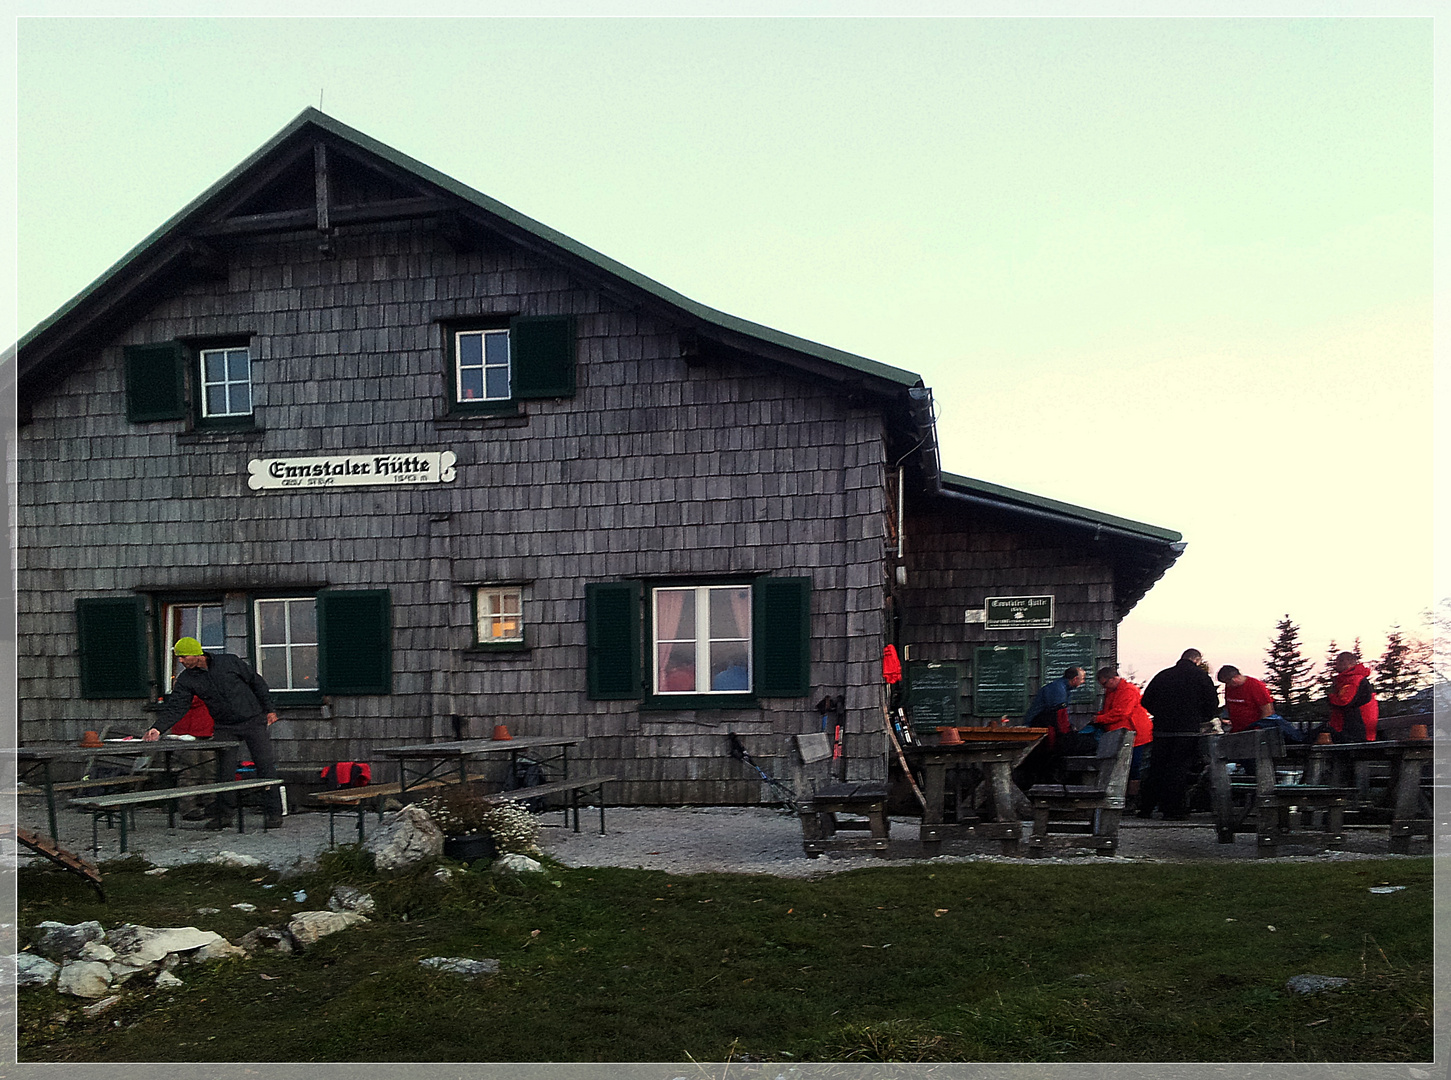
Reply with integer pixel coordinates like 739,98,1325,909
480,775,617,804
71,779,282,810
313,779,454,806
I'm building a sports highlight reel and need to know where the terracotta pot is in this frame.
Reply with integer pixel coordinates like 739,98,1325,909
78,730,103,749
937,726,963,746
1408,723,1429,741
491,724,512,741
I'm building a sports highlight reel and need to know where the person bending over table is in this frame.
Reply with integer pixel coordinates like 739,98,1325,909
143,637,283,829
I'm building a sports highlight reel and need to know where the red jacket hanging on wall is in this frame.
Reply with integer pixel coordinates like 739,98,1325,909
1328,662,1378,742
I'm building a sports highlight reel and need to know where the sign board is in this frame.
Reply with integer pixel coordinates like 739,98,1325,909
1039,632,1099,705
247,451,457,490
973,645,1029,716
963,608,986,624
905,662,961,732
984,596,1054,630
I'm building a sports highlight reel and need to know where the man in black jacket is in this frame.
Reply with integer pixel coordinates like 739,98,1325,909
143,637,283,828
1138,648,1220,819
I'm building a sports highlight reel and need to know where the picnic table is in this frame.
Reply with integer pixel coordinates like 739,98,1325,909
902,728,1047,856
9,737,243,841
1294,738,1433,854
378,735,579,795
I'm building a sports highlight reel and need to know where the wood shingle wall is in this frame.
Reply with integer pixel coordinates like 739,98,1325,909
18,220,892,802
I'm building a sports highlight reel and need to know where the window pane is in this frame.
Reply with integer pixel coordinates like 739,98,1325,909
709,587,751,640
485,331,509,366
655,589,694,640
459,369,483,401
198,606,224,650
257,602,286,645
289,600,317,645
227,349,249,381
204,352,225,381
710,641,751,691
657,642,696,692
458,332,482,367
258,646,287,688
291,646,318,689
228,382,250,415
490,615,521,640
169,607,194,642
484,367,510,400
206,386,227,415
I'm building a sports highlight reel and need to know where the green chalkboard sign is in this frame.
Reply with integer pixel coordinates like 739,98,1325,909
906,661,962,731
973,645,1029,716
1040,632,1099,705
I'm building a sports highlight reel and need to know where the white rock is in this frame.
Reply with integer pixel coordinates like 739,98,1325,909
144,867,169,876
231,903,258,913
57,960,113,999
106,924,228,967
419,956,499,978
492,853,544,875
78,942,116,963
184,939,247,964
327,884,376,915
81,994,123,1017
31,920,105,962
195,908,220,915
15,953,59,988
433,867,455,883
287,910,368,948
365,804,443,872
154,970,184,989
210,851,263,868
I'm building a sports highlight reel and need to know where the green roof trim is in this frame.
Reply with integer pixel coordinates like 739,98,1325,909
939,470,1183,544
20,108,921,390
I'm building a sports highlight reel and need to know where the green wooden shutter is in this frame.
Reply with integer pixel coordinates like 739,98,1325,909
76,597,149,698
510,315,576,399
753,577,812,698
586,581,641,699
317,590,392,695
124,343,187,422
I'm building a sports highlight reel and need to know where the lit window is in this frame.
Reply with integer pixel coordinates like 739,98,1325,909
476,586,524,644
199,347,252,418
254,598,318,692
652,585,752,695
455,329,511,403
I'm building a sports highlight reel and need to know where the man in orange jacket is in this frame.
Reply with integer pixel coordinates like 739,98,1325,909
1091,667,1153,803
1325,651,1379,742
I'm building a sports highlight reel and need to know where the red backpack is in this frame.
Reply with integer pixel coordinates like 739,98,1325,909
320,761,372,788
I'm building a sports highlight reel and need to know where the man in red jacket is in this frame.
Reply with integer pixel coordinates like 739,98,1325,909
1326,652,1378,742
1092,667,1152,803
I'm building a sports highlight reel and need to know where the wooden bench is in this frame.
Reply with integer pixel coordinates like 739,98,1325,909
1026,727,1136,856
313,779,454,846
17,774,152,801
1208,728,1355,854
481,775,617,835
790,733,889,858
69,779,285,855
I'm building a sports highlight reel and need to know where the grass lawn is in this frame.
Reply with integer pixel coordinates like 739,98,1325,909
16,850,1433,1063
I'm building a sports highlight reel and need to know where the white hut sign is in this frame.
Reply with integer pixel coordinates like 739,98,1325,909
247,451,457,490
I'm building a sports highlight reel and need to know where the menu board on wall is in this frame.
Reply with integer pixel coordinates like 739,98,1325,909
905,662,962,732
1039,632,1099,705
973,646,1029,717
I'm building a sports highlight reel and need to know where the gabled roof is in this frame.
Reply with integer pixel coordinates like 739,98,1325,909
940,472,1183,545
18,107,921,401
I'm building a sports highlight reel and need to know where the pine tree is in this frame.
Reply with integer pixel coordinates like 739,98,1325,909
1264,616,1314,719
1375,628,1414,713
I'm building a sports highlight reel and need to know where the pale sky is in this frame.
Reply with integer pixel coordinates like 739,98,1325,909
12,15,1441,686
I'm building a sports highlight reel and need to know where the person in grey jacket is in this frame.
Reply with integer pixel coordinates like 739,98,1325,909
143,636,282,828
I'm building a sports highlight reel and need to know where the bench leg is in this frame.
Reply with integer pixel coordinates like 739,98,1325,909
118,808,128,854
598,786,607,836
91,812,100,858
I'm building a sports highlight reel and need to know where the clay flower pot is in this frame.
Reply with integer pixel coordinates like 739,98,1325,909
937,726,963,746
491,724,512,741
78,730,103,749
1407,723,1429,741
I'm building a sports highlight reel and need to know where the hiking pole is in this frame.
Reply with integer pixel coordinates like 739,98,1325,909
727,732,798,811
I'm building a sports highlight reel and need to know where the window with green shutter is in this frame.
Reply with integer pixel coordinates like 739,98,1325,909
316,590,392,695
445,315,575,416
124,343,187,422
586,581,641,699
76,597,150,698
752,577,813,698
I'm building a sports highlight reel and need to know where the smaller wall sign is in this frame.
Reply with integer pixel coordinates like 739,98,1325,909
984,595,1054,630
248,451,457,490
963,609,986,624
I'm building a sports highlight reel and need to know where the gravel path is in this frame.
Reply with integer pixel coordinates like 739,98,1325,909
12,802,1429,876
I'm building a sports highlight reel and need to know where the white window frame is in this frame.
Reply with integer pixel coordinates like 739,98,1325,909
475,585,524,644
163,602,225,679
454,328,511,404
253,597,318,693
651,584,753,696
199,346,253,418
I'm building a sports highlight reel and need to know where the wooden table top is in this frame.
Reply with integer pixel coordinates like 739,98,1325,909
378,735,578,758
11,738,242,761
